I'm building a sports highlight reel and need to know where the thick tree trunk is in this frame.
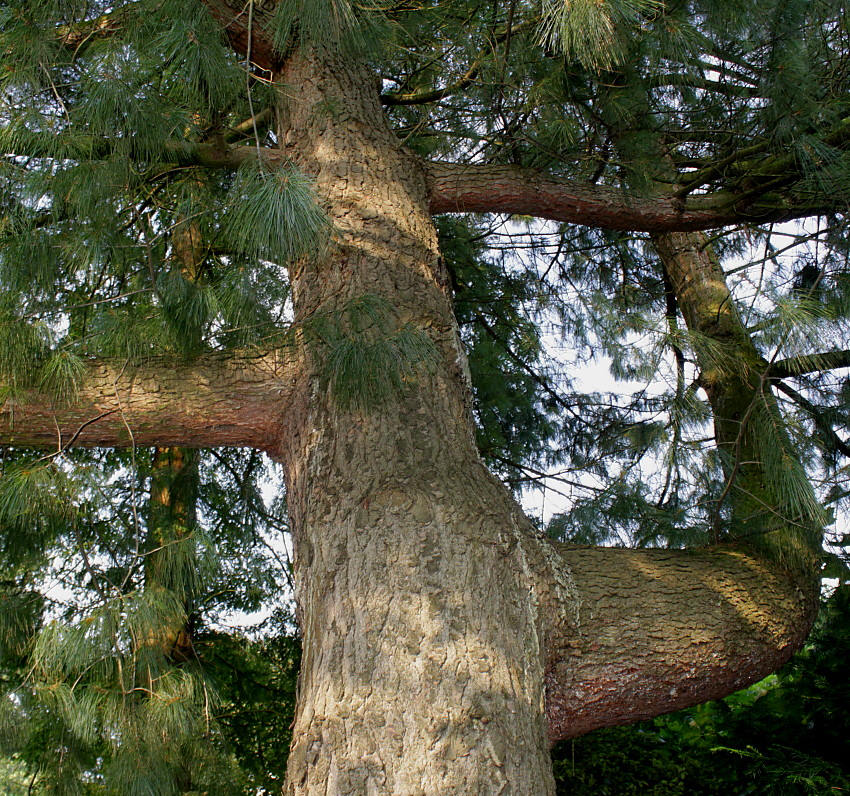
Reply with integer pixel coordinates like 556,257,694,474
274,46,558,794
270,47,819,793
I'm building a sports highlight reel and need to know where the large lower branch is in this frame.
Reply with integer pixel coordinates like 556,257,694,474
0,351,293,452
542,543,816,741
425,162,835,232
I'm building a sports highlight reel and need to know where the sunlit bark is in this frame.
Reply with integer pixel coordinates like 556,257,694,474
0,351,293,452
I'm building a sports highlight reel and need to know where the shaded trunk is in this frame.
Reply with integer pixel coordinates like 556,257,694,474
146,446,199,664
140,446,201,793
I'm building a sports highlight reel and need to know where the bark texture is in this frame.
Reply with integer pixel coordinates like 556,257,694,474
425,162,816,231
266,46,820,793
0,351,293,450
273,46,559,795
542,544,815,740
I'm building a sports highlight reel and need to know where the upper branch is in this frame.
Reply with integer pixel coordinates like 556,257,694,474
541,543,815,741
0,350,294,453
425,162,839,232
7,142,840,234
380,62,481,106
768,350,850,379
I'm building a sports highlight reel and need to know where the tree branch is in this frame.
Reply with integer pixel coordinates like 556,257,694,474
773,379,850,460
768,350,850,379
425,162,834,232
6,134,841,233
200,0,281,71
542,544,816,741
55,8,130,52
380,63,481,106
0,351,295,453
224,107,274,142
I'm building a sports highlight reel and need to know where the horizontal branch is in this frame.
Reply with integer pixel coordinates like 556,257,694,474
0,351,294,453
55,8,129,51
542,544,815,741
768,349,850,379
6,135,839,233
425,161,833,232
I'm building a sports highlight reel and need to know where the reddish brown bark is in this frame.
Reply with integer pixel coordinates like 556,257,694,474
541,545,816,740
266,45,819,791
201,0,281,71
425,161,823,231
0,351,293,451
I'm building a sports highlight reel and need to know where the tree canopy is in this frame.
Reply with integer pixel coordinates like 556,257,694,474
1,0,849,793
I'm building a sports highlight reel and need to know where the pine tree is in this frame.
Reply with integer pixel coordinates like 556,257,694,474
1,0,850,792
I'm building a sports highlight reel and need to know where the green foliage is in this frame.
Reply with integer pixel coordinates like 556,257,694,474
199,620,300,794
0,446,294,795
271,0,391,56
540,0,664,70
1,0,850,791
141,0,243,113
303,294,439,411
222,163,329,268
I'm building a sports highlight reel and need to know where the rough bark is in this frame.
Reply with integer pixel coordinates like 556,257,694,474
265,46,820,793
0,351,293,450
541,544,816,740
273,46,559,794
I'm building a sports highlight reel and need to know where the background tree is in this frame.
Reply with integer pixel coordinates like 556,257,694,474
1,0,849,793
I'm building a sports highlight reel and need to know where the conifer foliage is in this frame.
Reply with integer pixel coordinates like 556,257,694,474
0,0,849,793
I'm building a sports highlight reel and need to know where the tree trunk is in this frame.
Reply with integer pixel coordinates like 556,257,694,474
145,446,200,793
271,47,819,794
146,446,199,664
275,46,558,794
